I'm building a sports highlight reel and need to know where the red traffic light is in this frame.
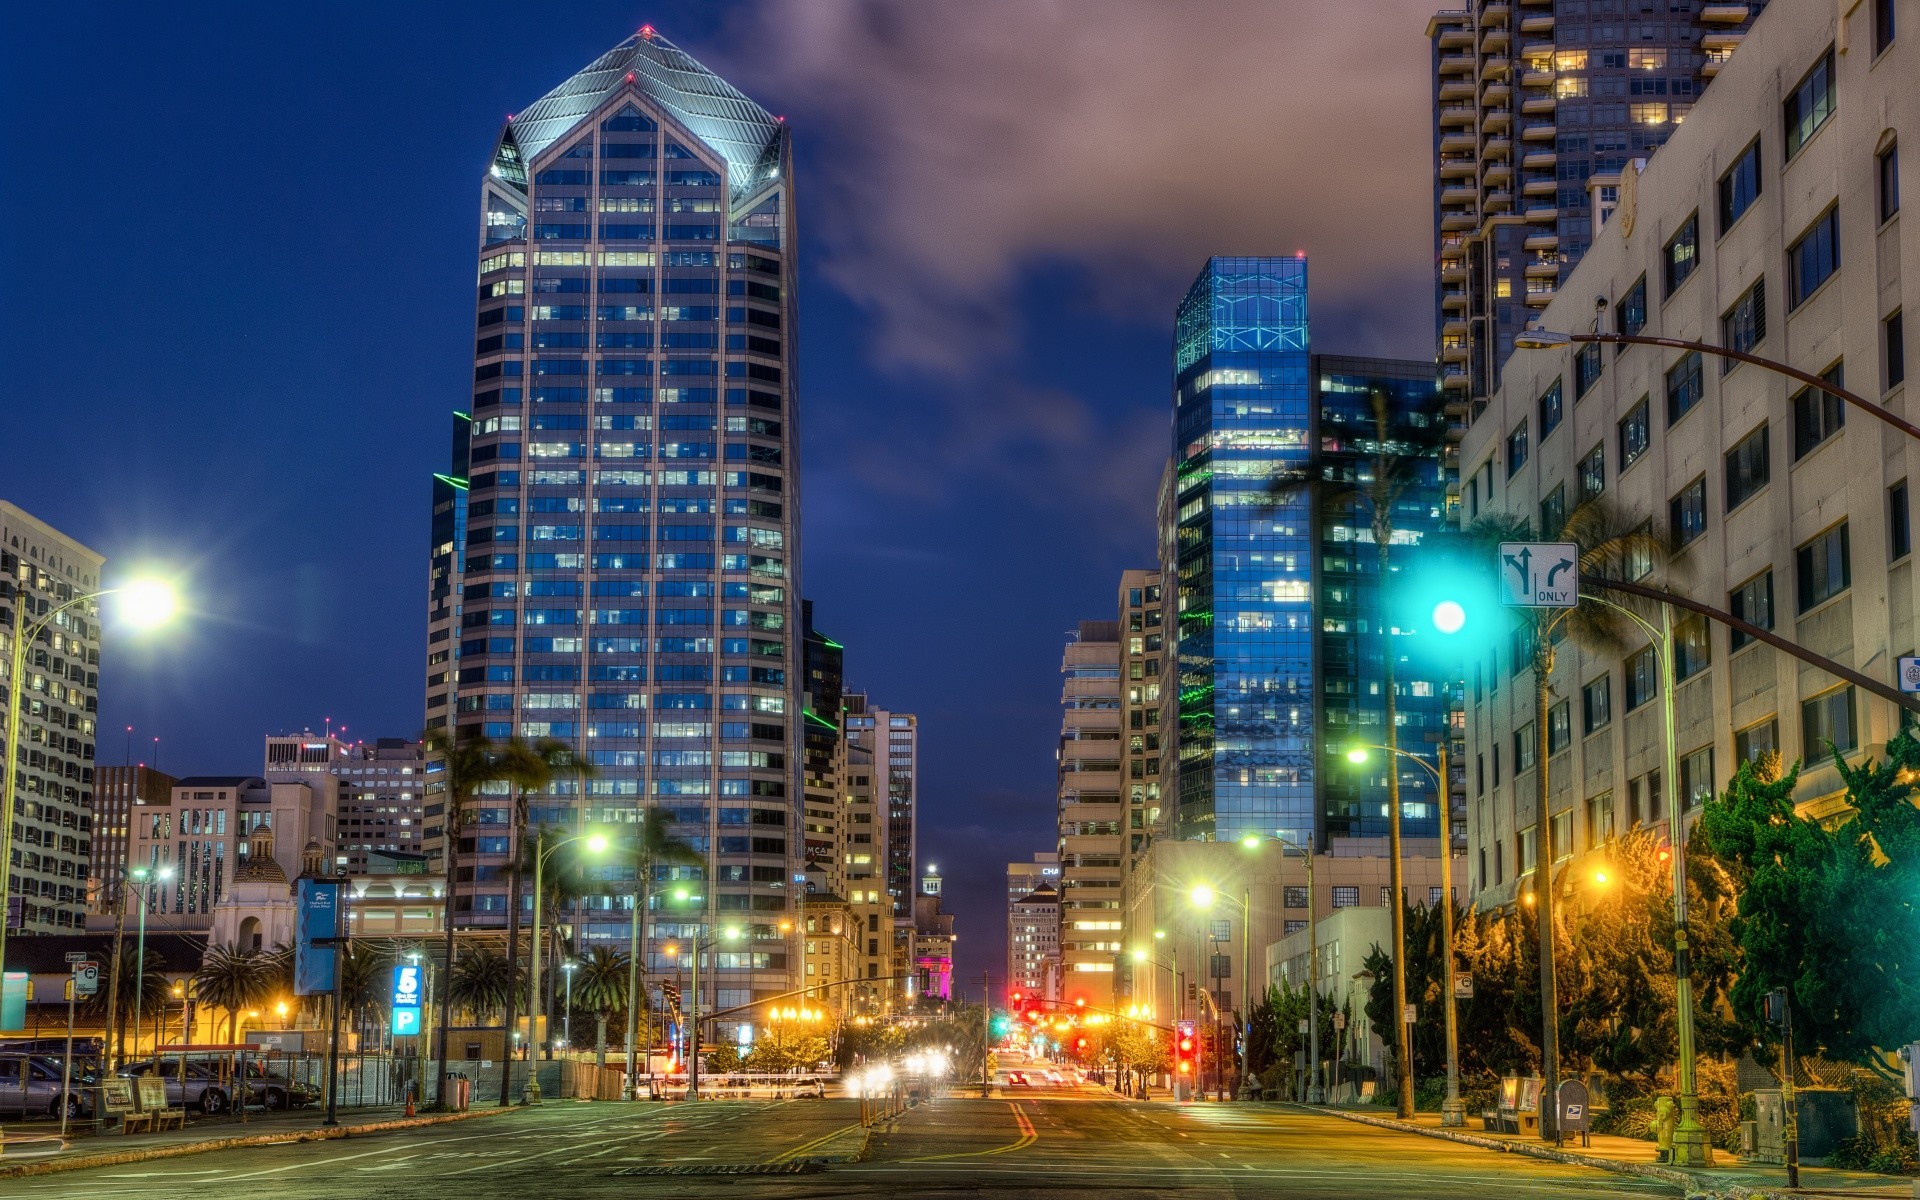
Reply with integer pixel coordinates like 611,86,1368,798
1076,1038,1087,1050
1011,992,1023,1004
1178,1036,1193,1052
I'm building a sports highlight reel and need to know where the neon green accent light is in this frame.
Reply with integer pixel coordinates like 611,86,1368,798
434,474,470,491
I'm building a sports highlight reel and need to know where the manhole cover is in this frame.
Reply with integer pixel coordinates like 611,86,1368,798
612,1162,825,1176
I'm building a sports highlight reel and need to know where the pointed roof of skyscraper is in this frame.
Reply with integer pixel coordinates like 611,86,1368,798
498,27,785,202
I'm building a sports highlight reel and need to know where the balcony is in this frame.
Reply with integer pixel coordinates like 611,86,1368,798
1437,26,1474,49
1483,136,1513,158
1439,132,1477,154
1441,288,1471,313
1481,111,1511,136
1522,93,1557,114
1701,46,1737,76
1524,258,1560,278
1520,14,1554,33
1442,340,1470,363
1479,54,1511,80
1440,105,1477,127
1524,203,1559,223
1522,150,1556,169
1441,185,1479,206
1439,53,1476,75
1441,365,1471,390
1440,154,1477,178
1439,78,1476,101
1484,189,1516,212
1520,121,1556,141
1480,26,1510,52
1522,176,1557,196
1525,285,1557,307
1524,233,1559,251
1440,267,1469,290
1479,2,1511,25
1700,3,1750,22
1483,166,1513,191
1481,78,1512,103
1441,211,1479,232
1521,69,1553,90
1702,31,1746,52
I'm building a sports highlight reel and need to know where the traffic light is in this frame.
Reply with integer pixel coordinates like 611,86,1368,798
1174,1021,1197,1076
1011,992,1023,1006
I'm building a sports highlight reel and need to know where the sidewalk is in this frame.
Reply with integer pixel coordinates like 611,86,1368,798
1315,1105,1915,1198
0,1103,516,1178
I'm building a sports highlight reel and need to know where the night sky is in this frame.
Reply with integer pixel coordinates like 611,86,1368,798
3,1,1438,986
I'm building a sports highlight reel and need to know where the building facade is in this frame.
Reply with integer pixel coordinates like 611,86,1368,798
842,694,916,921
1430,0,1769,441
1117,571,1165,865
0,503,105,934
1055,620,1124,1008
422,28,803,1015
1457,0,1914,903
1007,879,1060,1001
90,765,175,913
264,734,425,874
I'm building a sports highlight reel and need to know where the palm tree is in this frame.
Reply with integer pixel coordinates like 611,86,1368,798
1269,385,1448,1118
194,944,279,1043
337,941,391,1046
87,941,169,1061
449,948,515,1023
623,812,706,1085
1466,497,1666,1140
517,825,602,1057
571,946,630,1070
495,735,586,1103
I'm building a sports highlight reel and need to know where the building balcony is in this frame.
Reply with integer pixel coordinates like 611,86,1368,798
1440,155,1477,178
1479,2,1512,25
1701,46,1737,76
1480,109,1512,134
1520,69,1553,89
1439,53,1476,76
1480,81,1511,105
1524,258,1559,278
1522,94,1557,114
1524,203,1559,222
1522,177,1557,197
1700,3,1751,22
1440,78,1477,102
1441,286,1471,309
1440,105,1477,127
1520,14,1554,33
1483,136,1513,157
1442,317,1469,337
1441,365,1471,390
1479,26,1510,52
1440,262,1469,285
1479,54,1511,80
1524,232,1559,251
1441,211,1480,232
1525,285,1557,306
1440,185,1479,206
1483,165,1513,190
1437,26,1474,49
1439,132,1477,154
1521,121,1556,141
1522,149,1556,169
1484,189,1516,212
1442,341,1470,363
1702,31,1746,52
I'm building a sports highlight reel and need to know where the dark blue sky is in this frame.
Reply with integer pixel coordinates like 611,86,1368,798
2,1,1437,984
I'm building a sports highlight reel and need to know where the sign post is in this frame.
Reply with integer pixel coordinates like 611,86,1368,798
1498,542,1580,609
61,961,96,1137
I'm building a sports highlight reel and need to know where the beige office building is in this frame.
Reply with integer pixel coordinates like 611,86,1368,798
1458,0,1913,904
1055,620,1124,1009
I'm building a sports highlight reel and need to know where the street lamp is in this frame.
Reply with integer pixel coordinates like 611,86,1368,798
561,960,577,1052
684,924,741,1100
1,577,179,983
521,829,608,1103
1187,884,1245,1102
1240,832,1323,1103
112,864,174,1066
1345,744,1462,1125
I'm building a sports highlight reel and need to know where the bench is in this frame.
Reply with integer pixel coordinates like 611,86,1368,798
122,1077,186,1134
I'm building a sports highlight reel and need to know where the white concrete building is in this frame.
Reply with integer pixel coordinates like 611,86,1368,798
1458,0,1914,903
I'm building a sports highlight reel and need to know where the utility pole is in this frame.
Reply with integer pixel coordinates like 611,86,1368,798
981,970,992,1097
1437,744,1466,1126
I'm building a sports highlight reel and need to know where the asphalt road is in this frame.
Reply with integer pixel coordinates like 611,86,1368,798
8,1088,1681,1199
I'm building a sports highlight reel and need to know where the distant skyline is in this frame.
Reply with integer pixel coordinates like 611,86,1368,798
2,1,1438,982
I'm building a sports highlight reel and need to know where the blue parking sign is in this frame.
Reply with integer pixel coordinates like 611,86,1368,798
391,1005,421,1037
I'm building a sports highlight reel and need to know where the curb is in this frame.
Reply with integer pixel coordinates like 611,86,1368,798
0,1105,517,1179
1296,1105,1785,1200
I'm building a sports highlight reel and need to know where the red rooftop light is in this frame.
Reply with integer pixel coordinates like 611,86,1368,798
640,24,656,38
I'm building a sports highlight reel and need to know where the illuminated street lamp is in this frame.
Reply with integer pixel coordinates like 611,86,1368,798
522,829,608,1103
1187,884,1246,1102
1241,831,1321,1103
120,864,174,1065
685,924,741,1101
2,577,179,984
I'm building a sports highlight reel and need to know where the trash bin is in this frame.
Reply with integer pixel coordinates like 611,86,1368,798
448,1071,471,1112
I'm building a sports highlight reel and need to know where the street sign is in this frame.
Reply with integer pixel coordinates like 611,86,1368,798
1900,657,1920,693
1455,973,1475,999
72,962,99,996
392,964,423,1008
1333,1012,1346,1031
1297,1018,1309,1035
391,1006,422,1037
64,952,89,963
1498,542,1580,608
1402,1003,1417,1025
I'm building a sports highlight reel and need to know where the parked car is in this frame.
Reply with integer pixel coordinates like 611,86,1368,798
0,1053,95,1120
117,1058,318,1114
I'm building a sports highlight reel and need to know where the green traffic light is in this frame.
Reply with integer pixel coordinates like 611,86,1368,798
1432,600,1466,634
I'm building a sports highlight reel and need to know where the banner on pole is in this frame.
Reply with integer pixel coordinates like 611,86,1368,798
295,879,339,996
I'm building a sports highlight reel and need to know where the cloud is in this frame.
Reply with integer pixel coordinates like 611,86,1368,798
730,0,1441,371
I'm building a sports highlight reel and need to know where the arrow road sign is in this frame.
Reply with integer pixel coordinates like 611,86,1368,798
1499,542,1580,609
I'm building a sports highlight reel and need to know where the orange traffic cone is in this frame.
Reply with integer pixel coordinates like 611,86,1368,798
405,1089,416,1118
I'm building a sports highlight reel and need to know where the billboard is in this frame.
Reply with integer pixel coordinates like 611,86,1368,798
295,879,339,996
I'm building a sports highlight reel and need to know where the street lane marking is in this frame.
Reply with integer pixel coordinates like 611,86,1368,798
902,1101,1036,1162
769,1120,865,1163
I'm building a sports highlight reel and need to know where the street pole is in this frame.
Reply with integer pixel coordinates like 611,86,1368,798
1383,616,1413,1121
1661,601,1710,1166
981,970,992,1097
324,886,344,1127
624,869,645,1100
1303,846,1320,1103
1437,744,1466,1127
525,839,547,1104
133,879,151,1065
1532,629,1561,1144
0,596,32,987
1239,886,1250,1101
60,975,76,1138
106,877,129,1068
688,938,701,1101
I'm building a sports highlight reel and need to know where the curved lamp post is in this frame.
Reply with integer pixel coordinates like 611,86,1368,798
1240,831,1324,1103
521,830,607,1103
2,578,178,983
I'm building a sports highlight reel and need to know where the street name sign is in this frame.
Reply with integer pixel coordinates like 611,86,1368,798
1498,542,1579,608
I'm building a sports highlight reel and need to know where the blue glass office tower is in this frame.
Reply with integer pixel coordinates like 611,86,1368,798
1169,260,1450,849
1171,257,1315,847
425,28,801,1015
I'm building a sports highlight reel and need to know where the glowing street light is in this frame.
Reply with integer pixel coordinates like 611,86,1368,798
1189,884,1215,909
1431,600,1467,636
524,828,610,1102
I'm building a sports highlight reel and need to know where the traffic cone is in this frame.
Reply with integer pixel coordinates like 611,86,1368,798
405,1089,416,1118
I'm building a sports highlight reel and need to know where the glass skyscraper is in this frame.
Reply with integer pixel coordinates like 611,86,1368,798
1171,256,1315,847
425,28,801,1016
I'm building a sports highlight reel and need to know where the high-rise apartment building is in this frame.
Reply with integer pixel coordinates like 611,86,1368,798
1,503,105,934
1459,0,1916,903
90,765,175,913
1430,0,1768,435
1117,571,1165,865
422,28,801,1014
1007,879,1060,1000
1055,620,1123,1007
263,734,425,874
842,694,916,920
799,602,844,894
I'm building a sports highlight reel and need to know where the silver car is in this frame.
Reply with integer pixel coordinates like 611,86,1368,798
0,1054,95,1120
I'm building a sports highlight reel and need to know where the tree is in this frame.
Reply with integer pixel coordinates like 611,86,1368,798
449,948,515,1023
572,946,631,1070
624,814,705,1072
194,944,279,1043
87,940,169,1060
495,736,585,1098
1272,384,1449,1119
1465,498,1668,1136
745,1024,831,1073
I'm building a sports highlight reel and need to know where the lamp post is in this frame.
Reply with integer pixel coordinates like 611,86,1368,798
127,866,172,1066
561,959,577,1052
1238,833,1321,1102
682,923,741,1100
1187,885,1247,1102
1345,744,1461,1124
1,578,177,983
1131,946,1182,1096
522,830,607,1103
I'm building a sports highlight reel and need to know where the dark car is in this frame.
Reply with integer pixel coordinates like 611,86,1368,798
0,1054,95,1120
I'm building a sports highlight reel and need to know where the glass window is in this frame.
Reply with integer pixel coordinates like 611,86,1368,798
1548,701,1572,755
1784,50,1836,159
1736,718,1779,764
1646,768,1665,823
1538,379,1564,439
1728,571,1775,650
1540,484,1566,539
1796,522,1851,612
1515,724,1537,772
1665,351,1703,425
1680,746,1714,810
1875,0,1896,54
1670,477,1707,549
1675,614,1711,681
1625,645,1658,710
1801,685,1858,755
1888,310,1906,389
1792,364,1846,458
1331,886,1359,909
1507,420,1530,477
1664,213,1699,295
1725,423,1770,509
1719,141,1762,234
1880,142,1901,223
1619,398,1651,469
1578,443,1605,502
1575,343,1605,396
1788,208,1841,309
1586,791,1616,844
1583,674,1612,733
1631,102,1670,127
1893,481,1912,559
1619,276,1648,337
1722,277,1768,368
